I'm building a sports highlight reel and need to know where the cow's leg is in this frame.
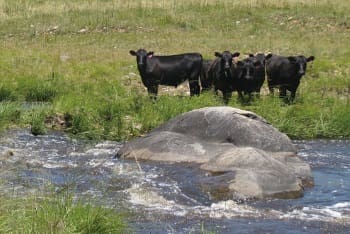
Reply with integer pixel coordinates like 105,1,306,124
237,91,244,100
279,87,287,99
267,79,274,95
200,76,211,92
248,92,253,101
223,91,232,104
255,91,261,99
214,87,219,96
290,88,297,103
267,75,275,95
147,85,158,100
189,80,200,96
254,87,261,99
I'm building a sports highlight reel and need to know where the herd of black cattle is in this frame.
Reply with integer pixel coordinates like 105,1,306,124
130,49,315,103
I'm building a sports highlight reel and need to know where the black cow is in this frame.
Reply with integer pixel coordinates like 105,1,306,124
207,51,240,104
200,59,215,91
235,53,266,100
266,54,315,102
129,49,202,97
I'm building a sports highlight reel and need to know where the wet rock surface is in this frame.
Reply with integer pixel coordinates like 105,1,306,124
117,107,313,200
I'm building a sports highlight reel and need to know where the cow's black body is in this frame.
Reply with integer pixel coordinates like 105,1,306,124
130,49,202,97
200,59,215,91
207,51,240,104
266,54,315,102
235,53,266,100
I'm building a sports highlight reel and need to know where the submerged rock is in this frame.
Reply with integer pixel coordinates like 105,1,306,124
116,107,313,200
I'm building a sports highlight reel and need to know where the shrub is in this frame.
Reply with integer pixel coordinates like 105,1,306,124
30,111,47,136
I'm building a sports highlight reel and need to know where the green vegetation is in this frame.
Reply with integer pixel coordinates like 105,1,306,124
0,0,349,139
0,1,349,232
0,190,128,233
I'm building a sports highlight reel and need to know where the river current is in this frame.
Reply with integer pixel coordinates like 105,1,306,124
0,129,349,233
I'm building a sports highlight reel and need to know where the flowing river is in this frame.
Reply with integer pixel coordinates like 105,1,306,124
0,129,349,233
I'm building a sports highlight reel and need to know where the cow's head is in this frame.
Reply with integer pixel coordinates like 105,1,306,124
215,51,240,72
253,53,266,66
237,58,263,80
129,49,154,68
288,55,315,76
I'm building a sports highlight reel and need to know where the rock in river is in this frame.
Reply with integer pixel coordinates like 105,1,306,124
116,107,313,200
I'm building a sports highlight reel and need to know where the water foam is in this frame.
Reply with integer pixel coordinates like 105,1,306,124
281,203,350,223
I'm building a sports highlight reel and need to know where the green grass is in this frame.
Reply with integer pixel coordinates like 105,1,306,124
0,0,349,139
0,102,21,129
0,190,128,233
0,1,349,232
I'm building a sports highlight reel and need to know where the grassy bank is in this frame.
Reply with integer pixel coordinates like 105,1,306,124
0,190,128,233
0,0,350,140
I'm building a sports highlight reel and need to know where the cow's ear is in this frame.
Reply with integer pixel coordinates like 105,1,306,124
147,51,154,58
232,52,240,58
214,52,222,58
265,53,273,60
307,56,315,62
232,56,239,63
288,56,297,63
129,50,137,56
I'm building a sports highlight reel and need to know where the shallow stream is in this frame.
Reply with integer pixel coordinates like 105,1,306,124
0,129,349,233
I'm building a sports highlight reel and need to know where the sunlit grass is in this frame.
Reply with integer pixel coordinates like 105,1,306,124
0,190,128,233
0,0,349,139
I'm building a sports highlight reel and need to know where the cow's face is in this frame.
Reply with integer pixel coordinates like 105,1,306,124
253,53,266,66
130,49,154,68
288,55,315,76
215,51,240,72
237,59,262,80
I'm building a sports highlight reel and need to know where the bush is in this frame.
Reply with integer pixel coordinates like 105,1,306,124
30,111,47,135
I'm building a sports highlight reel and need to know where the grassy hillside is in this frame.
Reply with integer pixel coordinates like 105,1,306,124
0,0,349,139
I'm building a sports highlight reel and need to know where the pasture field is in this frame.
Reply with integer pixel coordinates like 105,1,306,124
0,0,350,140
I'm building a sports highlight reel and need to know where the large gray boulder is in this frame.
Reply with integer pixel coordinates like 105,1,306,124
116,107,313,200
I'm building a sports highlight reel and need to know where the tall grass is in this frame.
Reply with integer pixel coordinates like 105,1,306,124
0,86,16,101
0,102,21,130
0,190,128,233
0,0,349,139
